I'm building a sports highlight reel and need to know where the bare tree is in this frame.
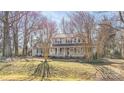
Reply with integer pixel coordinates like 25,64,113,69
33,16,57,79
60,17,74,34
118,12,124,58
94,14,120,59
22,12,40,56
1,11,11,57
10,11,25,56
0,11,25,57
68,12,95,62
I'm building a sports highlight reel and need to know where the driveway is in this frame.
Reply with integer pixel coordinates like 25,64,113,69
94,58,124,81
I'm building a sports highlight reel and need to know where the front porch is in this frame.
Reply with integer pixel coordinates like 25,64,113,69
49,46,85,58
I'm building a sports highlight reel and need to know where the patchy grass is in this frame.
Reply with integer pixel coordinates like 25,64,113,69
49,61,96,80
0,59,96,81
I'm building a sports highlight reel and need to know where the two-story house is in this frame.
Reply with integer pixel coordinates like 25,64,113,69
32,33,85,58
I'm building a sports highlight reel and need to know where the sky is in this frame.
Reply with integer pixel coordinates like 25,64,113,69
41,11,118,33
42,11,67,24
42,11,118,24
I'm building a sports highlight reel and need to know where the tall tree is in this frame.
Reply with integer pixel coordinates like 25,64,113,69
68,12,95,62
119,12,124,58
2,11,11,57
22,12,40,56
95,14,119,59
10,11,25,56
0,11,25,57
33,16,57,79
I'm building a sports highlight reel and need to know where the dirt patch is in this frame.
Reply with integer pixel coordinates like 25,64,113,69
94,65,124,80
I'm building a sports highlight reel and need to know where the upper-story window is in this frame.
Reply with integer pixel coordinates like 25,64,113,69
60,38,62,44
53,38,64,44
70,39,72,44
74,38,76,43
54,39,59,44
66,38,72,44
66,39,69,44
55,39,57,44
66,39,67,43
54,37,81,44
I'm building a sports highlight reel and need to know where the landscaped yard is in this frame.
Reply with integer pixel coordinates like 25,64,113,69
0,58,124,81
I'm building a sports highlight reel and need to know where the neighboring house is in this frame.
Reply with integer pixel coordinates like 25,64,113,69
32,44,42,57
32,33,86,58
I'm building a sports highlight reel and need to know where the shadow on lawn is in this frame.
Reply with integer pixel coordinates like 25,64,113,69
52,58,83,63
52,58,124,66
0,64,12,71
90,59,124,66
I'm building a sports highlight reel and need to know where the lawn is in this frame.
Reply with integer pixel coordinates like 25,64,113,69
0,58,97,81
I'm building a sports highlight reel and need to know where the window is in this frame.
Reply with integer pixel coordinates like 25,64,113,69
60,38,62,44
74,38,76,43
68,39,72,44
74,48,76,53
78,38,80,43
60,48,62,54
55,39,57,44
55,48,57,54
37,48,39,55
70,39,72,44
66,39,68,43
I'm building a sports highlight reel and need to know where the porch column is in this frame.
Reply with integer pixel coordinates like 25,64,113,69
72,47,74,57
64,47,66,57
57,47,59,57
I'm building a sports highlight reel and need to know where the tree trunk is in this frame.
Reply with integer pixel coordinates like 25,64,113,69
22,14,28,56
2,11,11,57
22,31,28,56
14,23,19,56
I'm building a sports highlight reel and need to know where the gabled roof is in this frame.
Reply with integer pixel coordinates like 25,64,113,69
52,33,80,39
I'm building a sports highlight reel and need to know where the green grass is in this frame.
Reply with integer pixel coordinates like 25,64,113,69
0,59,97,81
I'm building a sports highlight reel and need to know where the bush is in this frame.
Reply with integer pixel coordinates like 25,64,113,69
113,50,122,59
